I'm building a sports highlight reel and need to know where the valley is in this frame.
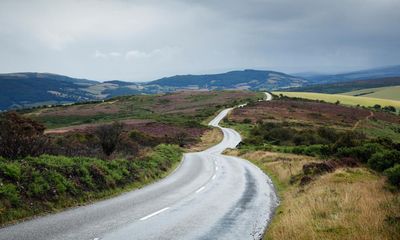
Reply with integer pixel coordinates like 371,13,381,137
2,1,400,239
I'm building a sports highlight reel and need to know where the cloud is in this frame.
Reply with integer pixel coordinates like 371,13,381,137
94,50,108,59
0,0,399,81
125,49,161,59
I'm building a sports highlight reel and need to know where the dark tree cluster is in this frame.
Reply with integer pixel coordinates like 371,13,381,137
95,122,124,156
0,112,47,159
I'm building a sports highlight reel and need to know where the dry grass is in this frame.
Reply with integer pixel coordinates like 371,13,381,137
188,128,223,152
225,149,400,240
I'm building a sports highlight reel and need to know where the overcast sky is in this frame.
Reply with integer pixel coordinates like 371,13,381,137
1,0,399,81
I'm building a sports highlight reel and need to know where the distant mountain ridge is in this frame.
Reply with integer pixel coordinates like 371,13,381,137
149,69,306,90
297,65,400,83
1,65,400,111
0,70,307,111
285,77,400,94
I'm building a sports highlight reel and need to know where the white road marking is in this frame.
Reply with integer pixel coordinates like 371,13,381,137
93,238,100,240
215,166,218,171
139,207,170,221
212,174,216,180
196,186,206,193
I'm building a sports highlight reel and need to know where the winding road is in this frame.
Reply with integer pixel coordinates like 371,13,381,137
0,93,277,240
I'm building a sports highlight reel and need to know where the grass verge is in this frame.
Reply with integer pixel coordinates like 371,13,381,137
188,128,223,152
225,149,400,240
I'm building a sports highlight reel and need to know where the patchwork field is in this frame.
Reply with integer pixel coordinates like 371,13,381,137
273,91,400,111
343,85,400,101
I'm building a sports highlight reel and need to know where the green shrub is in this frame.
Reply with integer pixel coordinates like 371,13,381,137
28,173,51,198
0,161,21,181
46,172,74,196
0,144,183,224
384,164,400,187
336,143,384,163
0,183,20,207
333,131,366,149
368,150,400,172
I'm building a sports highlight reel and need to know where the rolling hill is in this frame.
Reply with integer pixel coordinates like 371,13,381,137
0,70,307,111
297,65,400,83
342,85,400,101
149,69,307,90
284,77,400,94
0,73,99,110
3,65,400,111
273,91,400,111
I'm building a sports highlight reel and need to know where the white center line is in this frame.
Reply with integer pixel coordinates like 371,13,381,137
139,207,170,221
215,166,218,171
212,174,216,180
196,186,206,193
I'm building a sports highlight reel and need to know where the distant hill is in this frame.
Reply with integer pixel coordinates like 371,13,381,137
3,65,400,111
299,65,400,83
0,70,307,111
0,73,100,110
285,77,400,94
148,69,307,90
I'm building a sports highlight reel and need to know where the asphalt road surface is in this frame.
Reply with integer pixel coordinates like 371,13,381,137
0,92,277,240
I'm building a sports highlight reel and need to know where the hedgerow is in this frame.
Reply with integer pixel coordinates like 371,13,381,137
0,144,182,224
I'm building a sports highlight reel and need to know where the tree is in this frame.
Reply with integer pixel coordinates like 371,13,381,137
373,104,381,110
383,105,396,113
95,122,123,156
0,112,47,159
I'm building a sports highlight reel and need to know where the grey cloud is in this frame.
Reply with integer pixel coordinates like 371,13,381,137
0,0,399,81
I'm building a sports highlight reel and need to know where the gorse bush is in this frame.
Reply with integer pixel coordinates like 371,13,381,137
368,150,400,172
384,164,400,187
0,144,182,224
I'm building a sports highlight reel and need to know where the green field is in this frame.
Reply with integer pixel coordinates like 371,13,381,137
342,85,400,101
273,91,400,110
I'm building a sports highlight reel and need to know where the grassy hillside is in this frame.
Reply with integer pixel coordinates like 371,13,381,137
285,77,400,94
273,91,400,111
343,85,400,101
23,91,262,129
149,69,307,90
223,97,400,239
